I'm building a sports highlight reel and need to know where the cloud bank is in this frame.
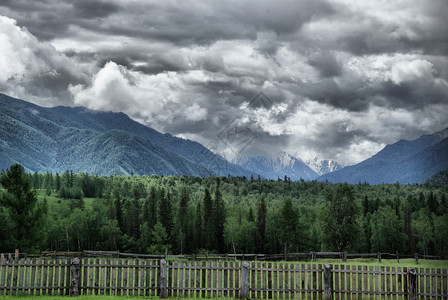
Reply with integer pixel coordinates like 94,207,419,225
1,0,447,165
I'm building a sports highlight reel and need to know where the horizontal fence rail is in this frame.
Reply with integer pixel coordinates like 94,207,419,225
0,258,447,298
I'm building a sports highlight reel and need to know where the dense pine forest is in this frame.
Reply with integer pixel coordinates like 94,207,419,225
1,164,447,257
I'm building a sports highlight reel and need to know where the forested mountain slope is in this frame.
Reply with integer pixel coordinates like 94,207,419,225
318,128,448,184
0,93,252,176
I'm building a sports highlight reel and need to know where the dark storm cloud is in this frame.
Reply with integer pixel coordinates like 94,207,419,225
1,0,448,165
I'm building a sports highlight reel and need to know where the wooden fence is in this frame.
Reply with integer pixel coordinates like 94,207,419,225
1,258,447,299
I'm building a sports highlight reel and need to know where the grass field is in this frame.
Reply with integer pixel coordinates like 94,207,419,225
313,258,448,269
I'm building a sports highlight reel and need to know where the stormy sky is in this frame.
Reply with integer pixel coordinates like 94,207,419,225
1,0,448,165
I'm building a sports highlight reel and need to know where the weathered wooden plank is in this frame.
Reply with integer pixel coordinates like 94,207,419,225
93,258,99,295
111,259,117,296
129,260,135,296
333,265,339,300
196,261,201,298
172,260,178,297
30,258,37,296
230,261,235,298
144,260,150,297
268,263,273,299
302,263,308,299
290,263,295,300
122,259,128,296
212,261,217,298
280,262,285,299
6,258,13,296
295,264,301,299
0,259,6,296
223,261,228,297
351,264,356,300
397,267,402,300
437,268,442,300
380,266,385,300
190,261,196,298
357,265,361,300
35,259,41,296
11,258,18,296
249,262,254,299
88,259,94,296
41,258,48,296
273,262,278,299
152,260,157,297
318,264,323,300
17,258,24,296
200,261,206,298
216,261,221,298
340,265,346,299
391,266,396,300
442,269,447,300
235,262,240,298
60,259,67,296
257,262,262,299
362,265,367,300
426,268,431,300
53,259,59,295
345,265,351,300
48,259,54,296
431,268,436,300
368,266,374,300
208,261,213,298
65,259,71,296
385,266,390,299
106,259,111,296
135,259,140,296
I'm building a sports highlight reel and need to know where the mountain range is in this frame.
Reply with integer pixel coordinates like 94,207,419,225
1,93,447,184
317,127,448,184
0,93,252,177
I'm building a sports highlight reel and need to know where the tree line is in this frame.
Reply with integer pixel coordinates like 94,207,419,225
1,164,447,257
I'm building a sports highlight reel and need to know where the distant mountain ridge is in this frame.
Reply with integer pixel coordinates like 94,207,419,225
0,93,253,176
234,152,319,180
317,127,448,184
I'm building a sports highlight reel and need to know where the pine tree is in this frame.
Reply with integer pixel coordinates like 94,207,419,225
256,197,267,253
213,179,226,253
362,195,369,216
0,164,46,252
427,191,438,214
115,192,124,233
319,184,359,252
193,202,203,252
203,188,215,250
177,188,190,253
159,189,173,242
148,187,158,229
55,172,61,191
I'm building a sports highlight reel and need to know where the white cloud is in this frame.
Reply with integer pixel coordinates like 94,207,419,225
391,59,434,84
0,15,86,106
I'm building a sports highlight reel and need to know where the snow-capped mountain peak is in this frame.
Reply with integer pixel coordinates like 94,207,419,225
305,156,343,175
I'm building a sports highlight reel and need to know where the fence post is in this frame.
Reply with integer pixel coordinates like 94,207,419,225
415,253,419,264
342,252,347,262
14,249,19,260
396,251,399,263
324,263,333,300
377,252,381,263
70,257,81,296
408,268,417,300
158,259,167,298
240,261,250,299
